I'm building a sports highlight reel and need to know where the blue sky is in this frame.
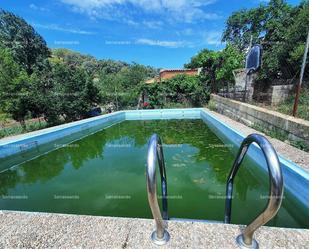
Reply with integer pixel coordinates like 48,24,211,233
1,0,301,68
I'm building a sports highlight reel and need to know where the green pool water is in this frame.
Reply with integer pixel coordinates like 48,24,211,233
0,120,307,228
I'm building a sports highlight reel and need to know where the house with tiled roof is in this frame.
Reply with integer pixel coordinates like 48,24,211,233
145,68,201,84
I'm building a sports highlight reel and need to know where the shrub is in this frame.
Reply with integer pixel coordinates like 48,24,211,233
141,74,210,109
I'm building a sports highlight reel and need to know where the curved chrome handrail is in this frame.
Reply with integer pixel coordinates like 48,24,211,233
224,134,284,249
146,134,170,245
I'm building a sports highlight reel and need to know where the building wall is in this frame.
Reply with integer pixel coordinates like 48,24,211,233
160,70,198,80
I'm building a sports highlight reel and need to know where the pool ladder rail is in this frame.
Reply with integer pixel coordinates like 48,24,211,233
146,133,284,248
146,134,170,245
224,134,284,249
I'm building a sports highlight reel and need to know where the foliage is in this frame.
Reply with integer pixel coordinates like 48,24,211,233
207,99,217,111
140,83,165,108
185,49,221,93
52,48,100,76
0,9,50,75
45,60,101,123
0,48,32,124
97,63,157,110
0,10,157,130
0,112,11,128
0,120,48,139
216,45,245,86
185,45,244,93
0,46,101,126
141,74,209,108
52,49,158,110
222,0,309,83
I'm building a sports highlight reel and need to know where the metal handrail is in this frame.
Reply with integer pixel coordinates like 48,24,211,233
146,134,170,245
224,134,284,249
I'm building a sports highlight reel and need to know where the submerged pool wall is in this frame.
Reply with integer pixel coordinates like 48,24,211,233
125,108,201,120
0,111,126,170
0,108,308,214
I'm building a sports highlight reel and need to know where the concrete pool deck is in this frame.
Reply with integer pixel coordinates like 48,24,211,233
0,211,308,249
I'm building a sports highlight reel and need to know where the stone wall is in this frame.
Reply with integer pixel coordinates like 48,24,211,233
210,94,309,145
271,84,294,105
233,68,256,89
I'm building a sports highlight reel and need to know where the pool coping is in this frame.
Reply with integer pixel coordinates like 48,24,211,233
0,210,308,249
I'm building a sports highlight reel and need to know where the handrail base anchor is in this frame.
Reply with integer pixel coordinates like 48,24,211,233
151,230,170,246
236,235,259,249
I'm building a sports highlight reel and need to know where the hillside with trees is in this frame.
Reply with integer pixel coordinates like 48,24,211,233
0,9,157,136
1,0,309,137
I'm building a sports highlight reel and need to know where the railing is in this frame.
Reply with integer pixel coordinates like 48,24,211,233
224,134,284,249
146,134,170,245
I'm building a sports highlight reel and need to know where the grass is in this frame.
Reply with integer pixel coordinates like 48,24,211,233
276,90,309,121
0,120,48,139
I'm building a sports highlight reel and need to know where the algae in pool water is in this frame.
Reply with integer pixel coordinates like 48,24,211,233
0,120,307,229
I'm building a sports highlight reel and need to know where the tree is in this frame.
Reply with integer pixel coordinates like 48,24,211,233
222,0,291,50
0,9,50,75
0,48,31,124
97,62,157,109
285,1,309,68
222,6,267,51
166,74,209,106
216,45,245,87
185,46,244,93
185,49,222,93
141,74,209,108
48,60,101,123
222,0,309,84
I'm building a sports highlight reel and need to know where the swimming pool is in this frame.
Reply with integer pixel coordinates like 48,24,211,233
0,109,308,229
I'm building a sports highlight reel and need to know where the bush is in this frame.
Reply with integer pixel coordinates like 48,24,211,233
141,74,210,109
207,99,217,111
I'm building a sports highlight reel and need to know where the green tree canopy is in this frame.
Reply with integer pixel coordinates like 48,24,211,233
97,62,157,110
141,74,209,108
0,9,50,75
0,48,31,123
185,45,244,93
222,0,309,83
47,59,101,123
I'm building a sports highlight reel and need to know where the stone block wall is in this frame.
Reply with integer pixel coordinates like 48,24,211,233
211,94,309,146
271,84,294,105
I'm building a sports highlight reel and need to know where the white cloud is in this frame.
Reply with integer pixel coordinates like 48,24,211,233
135,38,189,48
142,21,163,29
104,38,192,48
203,31,222,46
29,3,48,12
59,0,220,23
33,23,96,35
